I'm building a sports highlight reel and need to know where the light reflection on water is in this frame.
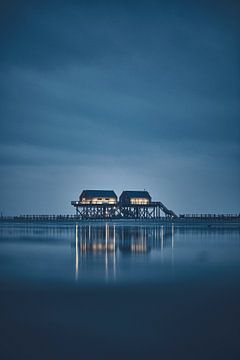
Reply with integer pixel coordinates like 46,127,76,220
0,222,239,285
74,223,175,283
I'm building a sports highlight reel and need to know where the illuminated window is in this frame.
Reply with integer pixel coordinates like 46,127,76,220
80,197,117,205
130,198,149,205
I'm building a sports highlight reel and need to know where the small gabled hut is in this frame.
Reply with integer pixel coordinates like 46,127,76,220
119,191,151,205
79,190,117,205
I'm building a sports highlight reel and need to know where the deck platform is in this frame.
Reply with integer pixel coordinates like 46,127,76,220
71,201,177,219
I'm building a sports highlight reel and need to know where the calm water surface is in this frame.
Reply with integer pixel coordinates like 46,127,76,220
0,222,239,284
0,222,240,359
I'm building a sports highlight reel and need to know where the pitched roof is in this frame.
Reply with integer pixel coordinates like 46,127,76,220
80,190,117,198
120,191,151,199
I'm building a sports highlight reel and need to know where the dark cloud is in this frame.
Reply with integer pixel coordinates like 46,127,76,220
0,0,239,214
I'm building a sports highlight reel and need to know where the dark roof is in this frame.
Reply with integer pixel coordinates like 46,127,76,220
80,190,117,198
120,191,151,199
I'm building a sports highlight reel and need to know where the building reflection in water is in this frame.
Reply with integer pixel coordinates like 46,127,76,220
75,224,79,281
171,223,175,273
74,223,174,282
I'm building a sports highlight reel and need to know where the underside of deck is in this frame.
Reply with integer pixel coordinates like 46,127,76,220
71,201,177,219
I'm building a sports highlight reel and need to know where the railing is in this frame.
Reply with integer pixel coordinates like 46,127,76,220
179,214,240,219
0,214,240,222
0,215,81,221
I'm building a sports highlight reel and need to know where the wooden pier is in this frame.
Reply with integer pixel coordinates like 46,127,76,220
0,189,239,223
70,201,177,219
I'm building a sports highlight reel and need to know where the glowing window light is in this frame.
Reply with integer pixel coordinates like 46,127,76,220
130,198,149,205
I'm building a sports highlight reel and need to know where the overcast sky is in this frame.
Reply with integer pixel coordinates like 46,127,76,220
0,0,239,215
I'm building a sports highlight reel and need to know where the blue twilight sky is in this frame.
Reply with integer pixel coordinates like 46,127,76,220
0,0,239,215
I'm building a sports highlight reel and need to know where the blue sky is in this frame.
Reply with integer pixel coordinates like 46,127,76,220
0,0,239,214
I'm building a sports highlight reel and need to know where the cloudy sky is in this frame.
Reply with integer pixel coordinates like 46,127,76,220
0,0,239,215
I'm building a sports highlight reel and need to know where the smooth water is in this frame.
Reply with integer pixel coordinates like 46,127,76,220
1,222,239,285
0,222,240,359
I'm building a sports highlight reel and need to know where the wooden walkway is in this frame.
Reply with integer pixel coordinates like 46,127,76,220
0,214,239,223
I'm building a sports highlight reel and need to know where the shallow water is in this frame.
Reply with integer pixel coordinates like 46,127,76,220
0,222,239,285
0,222,240,359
